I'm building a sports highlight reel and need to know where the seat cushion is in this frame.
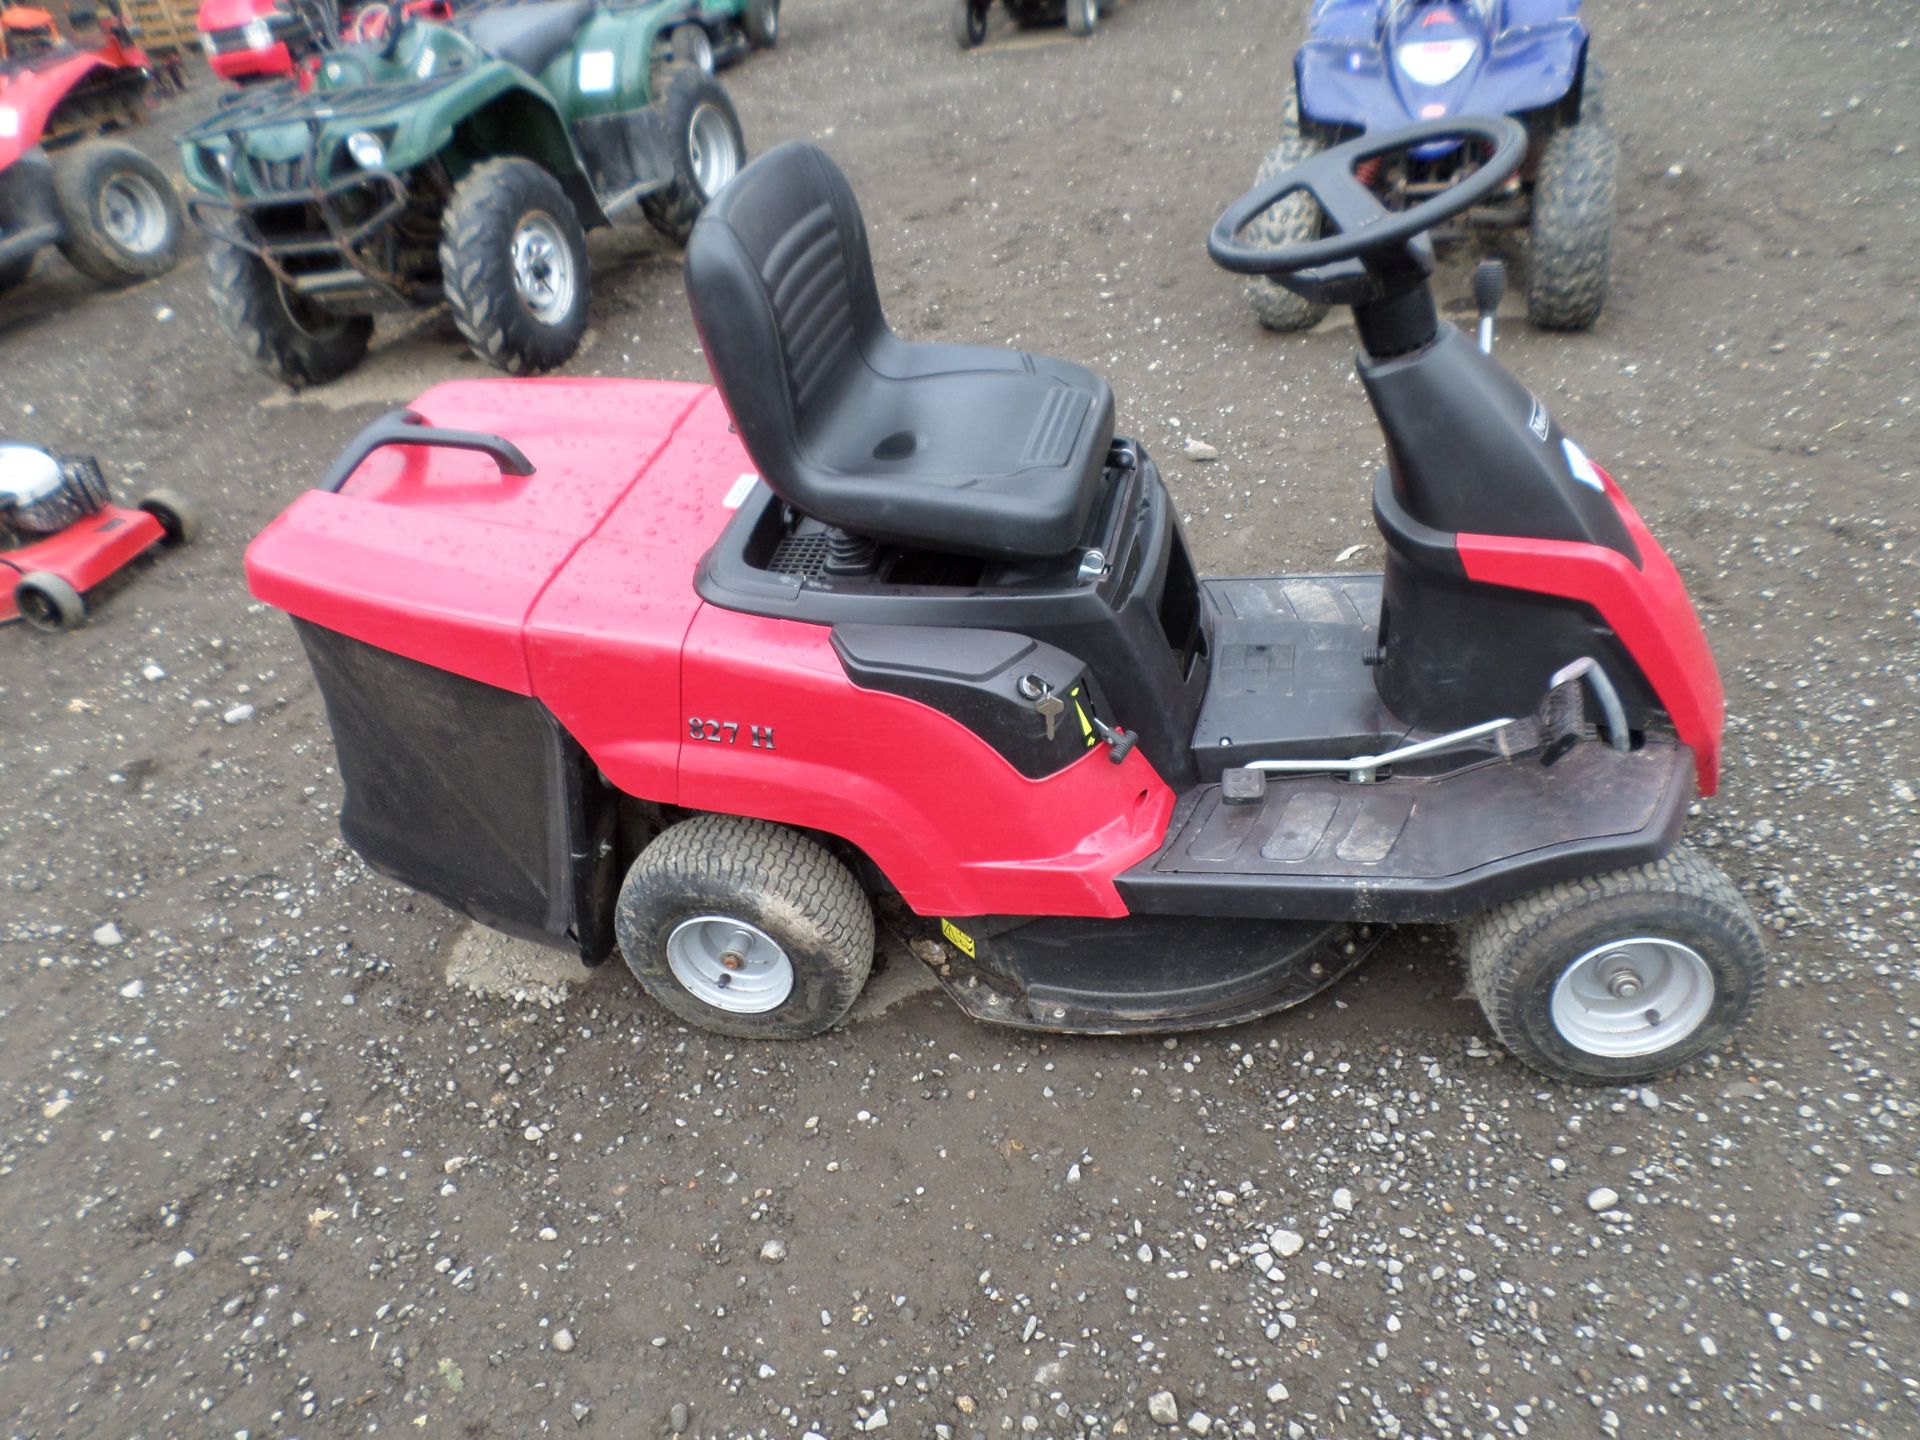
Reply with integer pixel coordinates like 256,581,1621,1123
460,0,592,76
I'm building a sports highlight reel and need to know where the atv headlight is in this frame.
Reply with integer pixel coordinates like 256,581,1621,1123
1396,38,1477,87
0,107,19,140
197,143,232,180
346,131,386,169
243,16,273,50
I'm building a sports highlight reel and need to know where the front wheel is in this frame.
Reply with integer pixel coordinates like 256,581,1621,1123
952,0,987,47
14,571,86,632
616,815,876,1040
206,240,373,387
51,142,184,287
1245,104,1331,333
743,0,779,47
1065,0,1098,36
641,71,747,245
1525,120,1617,330
671,22,715,74
1459,846,1766,1084
441,158,591,376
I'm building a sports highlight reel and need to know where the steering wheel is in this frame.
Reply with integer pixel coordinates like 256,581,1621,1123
1208,115,1527,298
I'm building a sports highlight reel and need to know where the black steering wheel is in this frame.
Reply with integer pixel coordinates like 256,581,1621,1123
1208,115,1528,293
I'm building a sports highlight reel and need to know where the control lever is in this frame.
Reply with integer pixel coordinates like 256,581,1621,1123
1473,259,1506,354
1088,714,1137,765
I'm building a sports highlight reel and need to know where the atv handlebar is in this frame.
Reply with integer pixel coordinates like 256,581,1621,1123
1207,116,1527,303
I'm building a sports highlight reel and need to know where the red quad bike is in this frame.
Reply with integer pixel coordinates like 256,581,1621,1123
0,1,184,293
247,117,1766,1084
0,443,196,630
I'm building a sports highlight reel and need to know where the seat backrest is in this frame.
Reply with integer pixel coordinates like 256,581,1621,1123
684,142,889,516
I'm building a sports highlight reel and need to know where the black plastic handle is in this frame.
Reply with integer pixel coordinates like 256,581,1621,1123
318,408,535,494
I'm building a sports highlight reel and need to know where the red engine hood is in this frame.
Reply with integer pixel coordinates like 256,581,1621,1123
246,377,753,695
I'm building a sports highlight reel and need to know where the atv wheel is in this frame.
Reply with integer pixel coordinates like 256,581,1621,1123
743,0,779,47
51,142,183,287
1245,102,1330,333
952,0,987,47
671,22,715,74
642,71,747,245
441,158,591,376
1525,120,1617,330
0,254,32,294
616,814,876,1040
1065,0,1098,37
206,240,373,387
1578,56,1606,122
137,488,200,545
1459,846,1766,1085
14,572,86,632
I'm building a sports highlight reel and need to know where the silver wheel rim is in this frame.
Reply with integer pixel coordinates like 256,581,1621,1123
763,4,777,41
510,212,575,325
99,171,169,255
1550,937,1716,1058
667,915,794,1014
688,105,740,197
685,26,713,72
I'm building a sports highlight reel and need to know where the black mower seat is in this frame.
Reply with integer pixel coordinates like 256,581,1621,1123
459,0,592,76
685,142,1115,561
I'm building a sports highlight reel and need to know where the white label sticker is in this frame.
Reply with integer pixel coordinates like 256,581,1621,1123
1527,396,1550,442
723,473,758,509
415,47,435,78
1561,438,1605,492
578,49,615,92
0,107,20,140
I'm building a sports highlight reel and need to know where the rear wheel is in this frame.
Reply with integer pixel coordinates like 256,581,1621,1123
14,571,86,632
1459,846,1766,1084
206,239,373,387
743,0,779,47
952,0,987,48
137,488,200,545
1245,98,1331,333
441,158,591,376
51,141,183,287
671,22,714,74
1525,120,1617,330
642,70,747,245
616,814,875,1039
1065,0,1098,36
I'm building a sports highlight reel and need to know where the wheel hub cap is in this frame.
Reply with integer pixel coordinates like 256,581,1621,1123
667,915,793,1014
511,213,575,325
1551,937,1716,1058
688,105,740,198
100,174,167,254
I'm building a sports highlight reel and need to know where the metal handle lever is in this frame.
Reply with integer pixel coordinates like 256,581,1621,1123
318,408,535,494
1089,714,1137,765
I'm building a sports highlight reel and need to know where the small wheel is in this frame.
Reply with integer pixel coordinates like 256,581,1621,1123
1525,119,1617,330
51,141,184,287
137,488,200,545
1246,96,1331,334
951,0,987,47
616,814,875,1040
1459,845,1766,1084
671,22,715,74
743,0,778,47
641,71,747,245
206,238,373,387
1065,0,1098,37
14,571,86,632
440,158,591,375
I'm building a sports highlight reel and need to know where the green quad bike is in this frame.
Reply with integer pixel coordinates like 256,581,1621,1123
655,0,780,76
180,0,749,384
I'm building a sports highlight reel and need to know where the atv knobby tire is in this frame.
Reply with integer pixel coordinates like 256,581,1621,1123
51,141,183,286
1245,101,1330,333
743,0,779,47
1458,845,1766,1084
642,70,747,245
952,0,987,48
1525,119,1617,330
0,253,33,293
1065,0,1098,37
441,158,591,376
206,239,374,388
616,814,876,1040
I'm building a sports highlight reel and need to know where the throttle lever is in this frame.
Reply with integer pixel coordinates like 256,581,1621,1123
1088,714,1137,765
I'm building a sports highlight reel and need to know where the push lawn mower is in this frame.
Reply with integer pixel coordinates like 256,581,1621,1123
953,0,1104,50
0,444,195,630
248,116,1764,1084
0,0,184,293
1247,0,1612,333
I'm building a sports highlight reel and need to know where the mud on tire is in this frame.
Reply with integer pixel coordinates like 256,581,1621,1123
642,70,747,245
440,157,591,376
1458,845,1766,1085
1245,95,1330,334
615,814,875,1040
206,239,373,387
52,141,183,286
1525,119,1617,330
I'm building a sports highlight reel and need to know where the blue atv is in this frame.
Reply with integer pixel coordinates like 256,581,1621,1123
1247,0,1614,333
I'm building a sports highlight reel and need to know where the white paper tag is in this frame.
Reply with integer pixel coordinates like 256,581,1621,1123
578,50,615,92
723,473,758,510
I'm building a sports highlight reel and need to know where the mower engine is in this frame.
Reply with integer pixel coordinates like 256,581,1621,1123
0,444,112,538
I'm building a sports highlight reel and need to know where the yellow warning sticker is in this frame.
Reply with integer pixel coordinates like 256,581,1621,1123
939,919,977,958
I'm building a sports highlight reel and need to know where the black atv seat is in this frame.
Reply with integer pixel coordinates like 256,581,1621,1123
684,142,1115,561
459,0,592,76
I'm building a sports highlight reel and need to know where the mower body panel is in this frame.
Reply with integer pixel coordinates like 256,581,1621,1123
0,503,165,623
0,36,151,171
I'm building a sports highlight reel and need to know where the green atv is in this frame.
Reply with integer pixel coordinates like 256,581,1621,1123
180,0,751,384
654,0,780,76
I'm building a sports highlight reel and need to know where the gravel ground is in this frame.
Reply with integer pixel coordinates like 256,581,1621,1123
2,0,1916,1436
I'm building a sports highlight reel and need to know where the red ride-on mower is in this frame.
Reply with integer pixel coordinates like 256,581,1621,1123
0,1,184,293
248,118,1765,1084
0,444,195,630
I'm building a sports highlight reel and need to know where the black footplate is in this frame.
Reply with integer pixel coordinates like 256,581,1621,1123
1119,740,1696,924
918,914,1377,1034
